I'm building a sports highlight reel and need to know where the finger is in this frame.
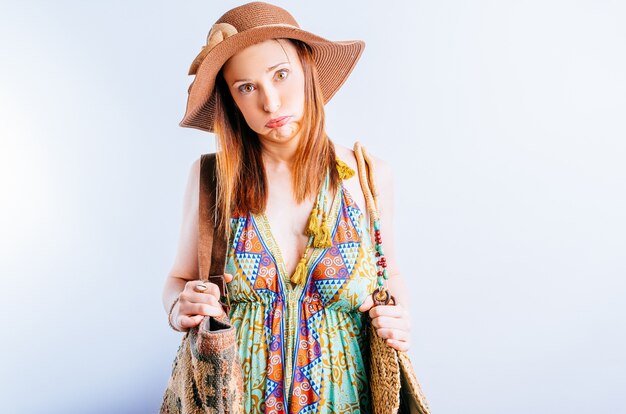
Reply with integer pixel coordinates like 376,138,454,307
358,295,374,313
370,315,409,331
182,291,221,306
192,280,211,293
369,304,409,320
375,328,410,342
186,281,221,298
185,302,224,318
178,314,204,330
224,273,234,283
386,338,410,352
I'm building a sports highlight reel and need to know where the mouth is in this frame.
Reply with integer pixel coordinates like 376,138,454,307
265,116,291,129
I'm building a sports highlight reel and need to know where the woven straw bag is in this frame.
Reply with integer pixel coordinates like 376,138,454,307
161,154,244,414
354,142,432,414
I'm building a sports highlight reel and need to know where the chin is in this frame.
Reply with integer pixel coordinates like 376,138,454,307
266,124,300,141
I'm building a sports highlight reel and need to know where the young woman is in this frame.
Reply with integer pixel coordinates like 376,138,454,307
162,2,411,412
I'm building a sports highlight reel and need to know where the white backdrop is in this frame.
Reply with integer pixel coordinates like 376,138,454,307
1,1,625,413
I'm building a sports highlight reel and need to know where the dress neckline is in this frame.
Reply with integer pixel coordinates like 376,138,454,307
252,181,346,293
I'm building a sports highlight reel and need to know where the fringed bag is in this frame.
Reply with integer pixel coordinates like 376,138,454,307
354,142,432,414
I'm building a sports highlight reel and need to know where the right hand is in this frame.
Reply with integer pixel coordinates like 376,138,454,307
170,273,233,331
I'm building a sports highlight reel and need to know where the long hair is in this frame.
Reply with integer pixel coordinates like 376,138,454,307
212,39,339,235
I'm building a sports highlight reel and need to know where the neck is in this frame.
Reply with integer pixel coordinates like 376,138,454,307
259,137,300,169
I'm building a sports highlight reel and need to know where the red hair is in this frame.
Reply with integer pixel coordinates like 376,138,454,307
212,39,339,235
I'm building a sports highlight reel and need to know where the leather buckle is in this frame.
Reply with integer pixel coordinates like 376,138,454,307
208,274,231,314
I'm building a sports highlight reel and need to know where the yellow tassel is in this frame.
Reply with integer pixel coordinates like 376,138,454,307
291,256,308,285
306,207,320,237
318,226,332,248
313,214,333,248
336,158,355,180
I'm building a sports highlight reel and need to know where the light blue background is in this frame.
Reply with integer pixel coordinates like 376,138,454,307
1,1,625,413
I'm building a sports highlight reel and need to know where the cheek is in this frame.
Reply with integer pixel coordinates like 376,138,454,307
233,97,263,128
287,78,306,114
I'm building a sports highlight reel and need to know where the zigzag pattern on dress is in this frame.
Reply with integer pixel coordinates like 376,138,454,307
300,351,323,394
313,279,347,305
235,251,261,285
346,205,364,237
265,378,278,398
231,216,247,249
225,177,378,413
337,241,360,275
299,403,320,414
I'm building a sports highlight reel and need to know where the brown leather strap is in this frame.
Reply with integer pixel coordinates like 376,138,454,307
198,153,229,311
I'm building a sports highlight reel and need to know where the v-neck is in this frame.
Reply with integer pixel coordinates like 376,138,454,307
252,182,345,294
250,182,344,405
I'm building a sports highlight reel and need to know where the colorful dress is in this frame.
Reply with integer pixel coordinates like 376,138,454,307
224,179,378,413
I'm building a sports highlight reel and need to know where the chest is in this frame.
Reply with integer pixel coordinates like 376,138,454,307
263,182,320,276
263,176,367,276
227,179,376,308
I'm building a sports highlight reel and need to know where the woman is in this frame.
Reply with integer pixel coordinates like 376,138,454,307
162,2,412,412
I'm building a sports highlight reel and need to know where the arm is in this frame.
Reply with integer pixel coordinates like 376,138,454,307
358,155,412,351
374,158,409,306
162,158,227,331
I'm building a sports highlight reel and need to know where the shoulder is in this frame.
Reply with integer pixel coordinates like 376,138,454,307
187,152,218,190
181,157,202,210
188,157,202,191
190,156,202,175
334,143,394,189
334,143,358,171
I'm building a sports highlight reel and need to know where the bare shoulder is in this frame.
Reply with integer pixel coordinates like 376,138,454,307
186,157,201,207
190,156,201,182
334,143,358,170
367,150,394,189
167,156,202,281
334,142,394,188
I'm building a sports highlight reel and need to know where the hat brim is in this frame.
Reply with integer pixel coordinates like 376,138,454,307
179,25,365,133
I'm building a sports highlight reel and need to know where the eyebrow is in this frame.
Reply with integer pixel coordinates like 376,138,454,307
230,62,290,86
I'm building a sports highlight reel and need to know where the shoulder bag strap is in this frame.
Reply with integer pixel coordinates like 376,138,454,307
354,142,396,306
354,142,379,241
198,153,230,312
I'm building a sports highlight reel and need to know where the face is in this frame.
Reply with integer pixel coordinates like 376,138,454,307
222,39,306,143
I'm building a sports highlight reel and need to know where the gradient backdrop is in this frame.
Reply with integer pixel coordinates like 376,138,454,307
1,0,625,413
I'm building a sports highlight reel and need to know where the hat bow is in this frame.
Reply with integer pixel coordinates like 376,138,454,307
188,23,238,75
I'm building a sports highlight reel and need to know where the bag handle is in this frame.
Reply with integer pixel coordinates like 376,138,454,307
198,153,230,313
354,142,379,223
353,142,395,306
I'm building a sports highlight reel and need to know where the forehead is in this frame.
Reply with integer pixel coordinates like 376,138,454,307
222,39,299,80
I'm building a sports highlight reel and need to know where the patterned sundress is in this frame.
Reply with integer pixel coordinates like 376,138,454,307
224,179,378,413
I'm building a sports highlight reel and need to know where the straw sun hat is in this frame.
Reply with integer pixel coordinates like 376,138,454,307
180,1,365,133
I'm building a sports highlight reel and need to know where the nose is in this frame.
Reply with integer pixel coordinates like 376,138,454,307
261,86,281,113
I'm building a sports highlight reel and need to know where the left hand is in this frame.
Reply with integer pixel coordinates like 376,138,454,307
359,295,411,352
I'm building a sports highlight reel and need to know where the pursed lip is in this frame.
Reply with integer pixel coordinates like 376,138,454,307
265,116,291,128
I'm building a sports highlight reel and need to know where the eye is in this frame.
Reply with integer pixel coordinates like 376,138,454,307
237,83,255,94
275,69,289,81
